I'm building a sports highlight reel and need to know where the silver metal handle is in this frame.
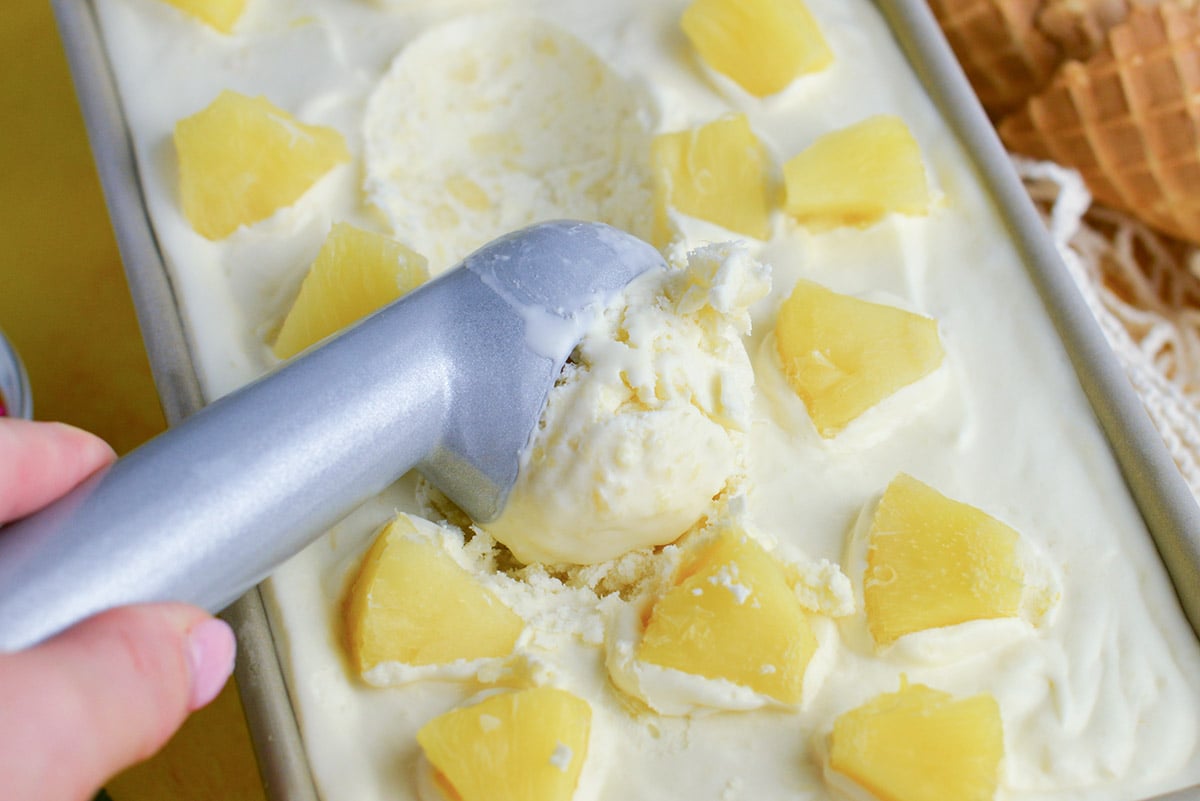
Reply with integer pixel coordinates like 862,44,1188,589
0,271,460,652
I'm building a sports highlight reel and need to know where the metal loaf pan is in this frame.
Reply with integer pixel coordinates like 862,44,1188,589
49,0,1200,799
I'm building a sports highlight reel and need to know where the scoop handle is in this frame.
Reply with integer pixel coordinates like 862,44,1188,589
0,220,666,652
0,271,484,652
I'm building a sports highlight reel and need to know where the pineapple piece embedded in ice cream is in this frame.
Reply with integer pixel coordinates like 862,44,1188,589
827,677,1004,801
342,515,524,676
652,113,774,246
417,687,591,801
159,0,247,33
864,474,1025,647
774,280,944,438
637,528,818,704
783,115,931,229
174,90,349,240
682,0,833,97
273,222,428,359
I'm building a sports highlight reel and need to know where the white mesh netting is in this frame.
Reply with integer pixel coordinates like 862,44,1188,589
1015,157,1200,500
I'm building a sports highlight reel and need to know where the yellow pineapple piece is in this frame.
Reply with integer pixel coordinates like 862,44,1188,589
273,223,428,359
828,677,1004,801
637,529,817,704
159,0,248,33
865,474,1025,647
652,114,773,247
175,90,350,240
343,516,524,674
681,0,833,97
784,115,931,228
418,687,591,801
774,280,944,438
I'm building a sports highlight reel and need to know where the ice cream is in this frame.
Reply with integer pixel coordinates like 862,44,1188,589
485,242,767,565
362,14,655,275
87,0,1200,799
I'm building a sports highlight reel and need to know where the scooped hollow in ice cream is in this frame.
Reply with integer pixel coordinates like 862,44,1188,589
363,13,655,274
484,243,770,566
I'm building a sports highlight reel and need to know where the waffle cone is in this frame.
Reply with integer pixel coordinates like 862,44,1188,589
929,0,1063,116
1036,0,1139,58
1000,3,1200,246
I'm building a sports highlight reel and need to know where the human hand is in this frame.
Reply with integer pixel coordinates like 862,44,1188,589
0,419,237,801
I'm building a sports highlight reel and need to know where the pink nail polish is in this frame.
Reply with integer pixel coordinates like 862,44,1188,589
186,617,237,710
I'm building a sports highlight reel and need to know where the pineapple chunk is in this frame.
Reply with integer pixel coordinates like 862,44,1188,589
637,529,817,704
828,677,1004,801
652,114,773,247
681,0,833,97
774,280,944,438
342,516,524,675
784,115,931,228
159,0,247,33
273,223,428,359
175,91,350,240
865,474,1025,647
418,687,591,801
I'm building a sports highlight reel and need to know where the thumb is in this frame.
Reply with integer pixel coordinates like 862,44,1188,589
0,603,236,801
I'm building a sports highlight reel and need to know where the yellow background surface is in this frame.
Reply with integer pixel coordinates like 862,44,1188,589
0,3,266,799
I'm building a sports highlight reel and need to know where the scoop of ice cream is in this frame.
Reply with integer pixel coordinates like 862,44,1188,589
363,13,654,274
484,242,770,565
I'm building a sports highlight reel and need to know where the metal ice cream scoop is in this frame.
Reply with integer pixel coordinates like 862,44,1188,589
0,221,666,652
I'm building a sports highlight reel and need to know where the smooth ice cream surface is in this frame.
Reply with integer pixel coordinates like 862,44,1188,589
92,0,1200,800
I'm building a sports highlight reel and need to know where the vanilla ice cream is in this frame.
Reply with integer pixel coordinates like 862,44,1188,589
88,0,1200,799
485,242,768,565
363,14,655,275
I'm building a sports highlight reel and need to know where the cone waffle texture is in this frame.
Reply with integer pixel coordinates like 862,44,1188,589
999,3,1200,246
1037,0,1140,59
929,0,1063,116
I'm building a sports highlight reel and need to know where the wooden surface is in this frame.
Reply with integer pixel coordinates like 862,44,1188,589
0,3,266,799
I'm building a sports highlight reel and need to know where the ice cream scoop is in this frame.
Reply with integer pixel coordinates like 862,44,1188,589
0,221,666,652
0,328,32,420
483,242,769,565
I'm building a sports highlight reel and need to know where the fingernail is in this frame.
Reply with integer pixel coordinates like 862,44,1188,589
185,618,236,710
47,421,117,464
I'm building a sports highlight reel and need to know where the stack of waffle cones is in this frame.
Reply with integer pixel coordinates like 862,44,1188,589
930,0,1200,247
927,0,1062,115
999,3,1200,246
931,0,1200,495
